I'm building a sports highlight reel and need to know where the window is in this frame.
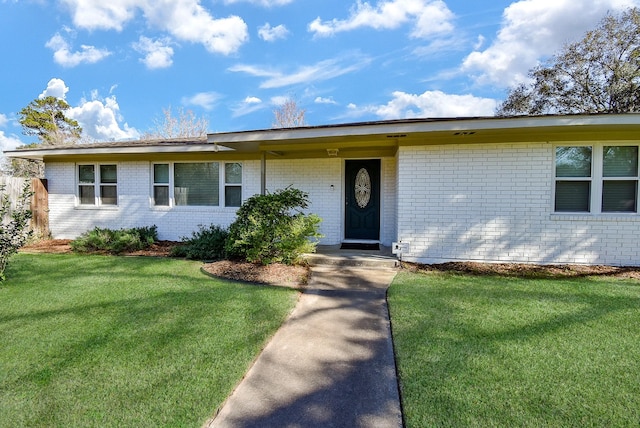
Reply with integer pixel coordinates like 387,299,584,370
555,145,639,213
602,146,638,212
175,162,219,206
225,163,242,207
78,164,117,206
152,162,242,207
555,146,592,212
153,164,170,206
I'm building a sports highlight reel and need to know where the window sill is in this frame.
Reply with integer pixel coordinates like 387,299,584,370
149,205,239,211
550,213,640,222
75,205,119,211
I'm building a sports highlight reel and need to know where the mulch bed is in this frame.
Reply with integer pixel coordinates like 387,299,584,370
403,261,640,280
21,240,640,282
21,239,310,287
202,260,310,288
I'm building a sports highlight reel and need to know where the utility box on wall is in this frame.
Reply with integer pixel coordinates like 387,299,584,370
392,241,410,255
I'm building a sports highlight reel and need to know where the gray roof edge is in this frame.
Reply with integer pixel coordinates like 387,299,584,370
5,113,640,158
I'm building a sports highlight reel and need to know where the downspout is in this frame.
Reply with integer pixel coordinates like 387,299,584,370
261,151,266,196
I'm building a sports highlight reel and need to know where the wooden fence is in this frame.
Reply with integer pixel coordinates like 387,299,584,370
0,177,49,238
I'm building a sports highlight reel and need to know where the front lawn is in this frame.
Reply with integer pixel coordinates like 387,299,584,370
0,254,298,427
388,270,640,427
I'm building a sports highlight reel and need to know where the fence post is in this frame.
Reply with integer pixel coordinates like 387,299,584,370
30,178,49,238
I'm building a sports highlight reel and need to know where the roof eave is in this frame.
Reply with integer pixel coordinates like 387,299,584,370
208,114,640,146
4,143,232,161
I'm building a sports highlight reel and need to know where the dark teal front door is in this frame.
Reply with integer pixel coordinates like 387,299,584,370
345,159,380,240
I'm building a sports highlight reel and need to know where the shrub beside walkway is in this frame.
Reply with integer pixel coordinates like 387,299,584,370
206,265,402,428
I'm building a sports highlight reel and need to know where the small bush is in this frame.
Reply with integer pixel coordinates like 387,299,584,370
71,226,158,254
170,224,229,261
226,188,322,265
0,182,33,281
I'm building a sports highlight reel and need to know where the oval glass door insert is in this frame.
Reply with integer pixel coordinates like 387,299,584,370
355,168,371,208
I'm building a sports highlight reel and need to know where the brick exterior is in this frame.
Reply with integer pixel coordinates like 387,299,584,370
47,161,257,241
396,142,640,266
46,158,397,246
46,141,640,266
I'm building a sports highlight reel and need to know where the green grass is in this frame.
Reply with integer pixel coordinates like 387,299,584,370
388,271,640,427
0,254,298,427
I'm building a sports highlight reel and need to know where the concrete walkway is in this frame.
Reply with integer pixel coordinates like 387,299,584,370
206,265,402,428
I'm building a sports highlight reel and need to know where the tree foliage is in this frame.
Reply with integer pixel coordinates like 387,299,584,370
272,98,307,128
225,188,322,265
8,143,44,178
143,106,209,139
14,96,82,177
0,182,33,281
18,96,82,145
497,8,640,116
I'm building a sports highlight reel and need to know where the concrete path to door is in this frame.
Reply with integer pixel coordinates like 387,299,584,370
205,261,402,428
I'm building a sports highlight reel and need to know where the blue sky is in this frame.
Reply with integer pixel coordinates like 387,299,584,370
1,0,638,155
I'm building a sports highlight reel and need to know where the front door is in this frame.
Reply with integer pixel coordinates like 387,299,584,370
345,159,380,240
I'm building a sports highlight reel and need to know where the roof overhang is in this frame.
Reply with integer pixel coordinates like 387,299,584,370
6,114,640,162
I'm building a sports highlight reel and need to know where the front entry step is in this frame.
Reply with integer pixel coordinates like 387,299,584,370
305,245,399,269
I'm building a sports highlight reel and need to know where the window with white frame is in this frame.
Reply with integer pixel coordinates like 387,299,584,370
153,164,170,206
225,163,242,207
555,145,639,213
152,162,242,207
78,164,117,206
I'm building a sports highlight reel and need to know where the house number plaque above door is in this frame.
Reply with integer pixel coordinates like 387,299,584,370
355,168,372,208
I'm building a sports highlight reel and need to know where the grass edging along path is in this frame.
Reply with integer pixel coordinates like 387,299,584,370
0,253,298,428
388,269,640,427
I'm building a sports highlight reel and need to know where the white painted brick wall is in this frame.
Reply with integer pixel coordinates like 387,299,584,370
397,143,640,266
266,158,342,244
46,161,261,241
381,157,397,245
46,157,397,246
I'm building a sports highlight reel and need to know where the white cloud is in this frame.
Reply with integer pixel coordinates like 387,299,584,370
61,0,249,55
39,78,70,100
231,96,266,117
258,23,290,42
45,33,111,67
60,0,136,31
0,130,24,153
182,92,221,110
462,0,640,88
308,0,454,39
229,54,371,88
0,114,24,154
315,96,337,105
224,0,294,6
349,90,498,119
133,36,174,69
68,93,139,141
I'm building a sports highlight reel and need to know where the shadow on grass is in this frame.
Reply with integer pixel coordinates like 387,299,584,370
0,254,297,427
389,272,640,427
